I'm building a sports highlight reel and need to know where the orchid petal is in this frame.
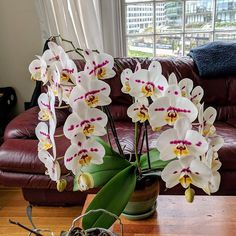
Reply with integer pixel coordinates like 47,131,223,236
204,107,217,124
168,73,178,85
174,118,192,140
161,159,182,188
64,144,80,175
185,130,208,156
178,78,193,98
191,86,204,105
63,113,80,139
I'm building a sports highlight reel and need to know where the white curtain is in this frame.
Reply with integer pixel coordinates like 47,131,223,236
35,0,124,57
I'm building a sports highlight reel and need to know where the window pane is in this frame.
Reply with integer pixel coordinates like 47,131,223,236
215,32,236,41
155,34,182,57
156,1,183,33
185,0,213,31
184,33,212,55
215,0,236,30
127,36,154,57
126,0,152,2
126,3,154,35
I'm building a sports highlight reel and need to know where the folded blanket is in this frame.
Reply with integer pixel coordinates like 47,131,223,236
188,41,236,77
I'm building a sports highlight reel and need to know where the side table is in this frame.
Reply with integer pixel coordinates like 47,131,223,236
82,194,236,236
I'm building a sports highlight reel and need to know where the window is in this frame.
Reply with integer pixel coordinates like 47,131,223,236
123,0,236,57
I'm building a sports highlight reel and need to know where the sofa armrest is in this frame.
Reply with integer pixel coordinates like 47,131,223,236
4,106,70,140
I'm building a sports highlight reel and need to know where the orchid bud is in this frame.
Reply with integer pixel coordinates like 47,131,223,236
57,179,67,192
185,187,195,203
78,173,94,191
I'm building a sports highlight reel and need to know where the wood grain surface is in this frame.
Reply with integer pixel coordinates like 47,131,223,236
0,187,82,236
83,194,236,236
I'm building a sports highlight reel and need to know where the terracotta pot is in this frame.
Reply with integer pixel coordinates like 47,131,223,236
123,174,160,220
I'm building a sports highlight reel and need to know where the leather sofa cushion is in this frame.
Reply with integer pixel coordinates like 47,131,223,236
1,121,235,176
4,106,70,140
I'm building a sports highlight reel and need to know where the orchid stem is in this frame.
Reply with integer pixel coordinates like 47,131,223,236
104,106,124,156
134,122,141,174
54,134,64,138
139,130,145,157
145,121,151,170
55,105,70,109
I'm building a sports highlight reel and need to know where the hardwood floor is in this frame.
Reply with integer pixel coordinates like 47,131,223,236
0,187,82,236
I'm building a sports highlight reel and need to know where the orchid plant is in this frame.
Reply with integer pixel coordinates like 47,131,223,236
29,37,223,231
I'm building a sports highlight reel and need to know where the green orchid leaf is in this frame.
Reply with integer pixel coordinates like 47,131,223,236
73,155,131,191
82,154,131,175
140,148,172,170
82,165,137,230
94,136,121,158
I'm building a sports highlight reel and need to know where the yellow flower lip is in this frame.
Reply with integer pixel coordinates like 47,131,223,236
97,67,107,79
141,82,155,97
79,154,92,166
83,123,95,136
85,94,99,107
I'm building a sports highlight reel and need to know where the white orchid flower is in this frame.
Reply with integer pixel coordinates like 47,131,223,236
49,67,63,106
38,91,56,121
38,150,61,181
148,95,198,129
35,122,53,151
121,61,141,94
55,52,77,85
190,86,204,108
198,105,217,137
63,103,107,139
69,72,111,108
64,134,105,175
127,97,149,123
29,56,48,85
156,118,208,160
202,136,224,194
61,85,74,104
178,78,193,98
42,41,66,65
83,49,115,80
129,61,168,100
161,156,211,189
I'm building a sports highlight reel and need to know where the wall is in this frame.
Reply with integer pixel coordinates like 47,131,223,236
0,0,42,113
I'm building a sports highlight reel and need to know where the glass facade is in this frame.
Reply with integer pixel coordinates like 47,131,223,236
124,0,236,57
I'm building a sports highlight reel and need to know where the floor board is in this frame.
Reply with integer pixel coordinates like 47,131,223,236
0,187,82,235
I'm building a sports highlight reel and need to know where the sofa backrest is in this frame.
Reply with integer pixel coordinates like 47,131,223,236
61,57,236,123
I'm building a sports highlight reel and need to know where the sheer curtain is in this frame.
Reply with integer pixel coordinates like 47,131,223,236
35,0,124,57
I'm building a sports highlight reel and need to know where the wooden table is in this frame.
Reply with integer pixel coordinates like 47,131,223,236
82,194,236,236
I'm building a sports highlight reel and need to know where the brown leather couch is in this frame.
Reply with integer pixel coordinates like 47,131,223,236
0,57,235,206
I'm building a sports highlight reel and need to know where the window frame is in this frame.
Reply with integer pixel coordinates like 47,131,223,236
122,0,236,56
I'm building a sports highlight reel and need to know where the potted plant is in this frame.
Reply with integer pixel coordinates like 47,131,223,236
29,36,223,231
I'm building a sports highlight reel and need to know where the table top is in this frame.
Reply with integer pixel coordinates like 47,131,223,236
82,194,236,236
